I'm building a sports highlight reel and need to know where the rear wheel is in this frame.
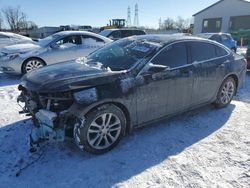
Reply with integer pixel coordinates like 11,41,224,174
215,77,236,108
23,58,45,74
74,104,126,154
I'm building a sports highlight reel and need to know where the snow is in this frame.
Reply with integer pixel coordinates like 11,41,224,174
0,71,250,187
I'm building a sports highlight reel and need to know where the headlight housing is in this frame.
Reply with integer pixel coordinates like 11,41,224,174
0,53,20,61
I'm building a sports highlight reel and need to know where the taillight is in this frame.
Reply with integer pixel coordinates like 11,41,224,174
243,58,248,66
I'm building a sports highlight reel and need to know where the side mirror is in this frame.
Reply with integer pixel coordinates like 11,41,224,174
147,64,169,74
141,63,169,78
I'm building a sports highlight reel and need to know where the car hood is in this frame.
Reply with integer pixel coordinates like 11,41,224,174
1,43,41,54
20,60,123,93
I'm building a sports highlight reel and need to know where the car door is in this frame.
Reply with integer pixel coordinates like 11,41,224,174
44,35,82,64
136,42,194,125
187,41,228,105
80,35,106,57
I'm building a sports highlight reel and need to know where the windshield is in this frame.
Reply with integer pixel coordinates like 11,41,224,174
86,37,161,71
37,34,61,47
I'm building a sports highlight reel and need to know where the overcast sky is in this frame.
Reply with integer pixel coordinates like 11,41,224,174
0,0,219,28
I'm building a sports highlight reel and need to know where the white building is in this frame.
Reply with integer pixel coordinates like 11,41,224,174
193,0,250,34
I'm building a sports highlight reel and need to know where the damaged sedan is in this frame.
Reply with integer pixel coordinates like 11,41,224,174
17,35,247,154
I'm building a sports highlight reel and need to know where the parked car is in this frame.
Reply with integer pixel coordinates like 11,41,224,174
18,35,246,154
197,33,237,52
246,45,250,69
99,28,146,40
0,31,112,74
0,32,34,48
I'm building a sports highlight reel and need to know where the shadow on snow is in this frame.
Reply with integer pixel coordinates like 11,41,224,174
0,103,236,187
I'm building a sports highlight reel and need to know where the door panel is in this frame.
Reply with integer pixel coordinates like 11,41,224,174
43,35,82,64
188,41,227,105
136,65,194,125
136,42,194,125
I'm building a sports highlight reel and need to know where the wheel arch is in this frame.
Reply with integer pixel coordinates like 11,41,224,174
21,57,47,74
75,100,132,135
223,73,239,93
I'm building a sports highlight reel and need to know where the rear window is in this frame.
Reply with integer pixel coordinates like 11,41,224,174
215,45,228,56
189,42,216,62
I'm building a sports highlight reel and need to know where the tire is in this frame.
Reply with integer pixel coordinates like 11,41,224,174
215,77,236,108
73,104,126,154
22,58,46,74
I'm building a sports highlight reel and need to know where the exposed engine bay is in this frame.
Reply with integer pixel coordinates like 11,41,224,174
17,85,78,150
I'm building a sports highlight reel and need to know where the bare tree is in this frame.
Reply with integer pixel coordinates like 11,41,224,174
175,16,191,30
2,6,27,31
164,17,175,30
175,16,185,30
26,21,38,30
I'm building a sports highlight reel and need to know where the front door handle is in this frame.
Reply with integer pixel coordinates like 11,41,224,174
181,70,192,76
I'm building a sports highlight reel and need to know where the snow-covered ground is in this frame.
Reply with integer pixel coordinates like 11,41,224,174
0,72,249,188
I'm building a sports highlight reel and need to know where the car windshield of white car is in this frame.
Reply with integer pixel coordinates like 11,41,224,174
87,38,162,71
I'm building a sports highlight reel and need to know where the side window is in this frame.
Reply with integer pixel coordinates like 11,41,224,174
215,45,228,57
56,35,82,46
210,35,222,43
121,30,132,38
190,42,216,62
82,35,104,44
133,30,145,35
108,31,121,39
222,34,230,41
152,42,188,68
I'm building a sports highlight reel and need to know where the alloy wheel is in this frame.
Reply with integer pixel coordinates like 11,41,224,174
220,80,235,104
87,113,122,150
25,59,44,72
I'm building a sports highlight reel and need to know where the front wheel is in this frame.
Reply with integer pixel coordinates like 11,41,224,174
23,58,45,74
215,77,236,108
74,104,126,154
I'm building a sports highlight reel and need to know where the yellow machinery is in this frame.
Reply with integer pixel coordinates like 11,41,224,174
100,19,126,31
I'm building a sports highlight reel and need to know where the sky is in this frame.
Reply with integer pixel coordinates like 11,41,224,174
0,0,219,28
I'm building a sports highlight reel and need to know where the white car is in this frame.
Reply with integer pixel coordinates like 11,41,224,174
0,32,34,48
0,31,112,74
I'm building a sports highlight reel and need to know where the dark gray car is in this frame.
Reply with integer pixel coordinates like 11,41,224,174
18,35,246,154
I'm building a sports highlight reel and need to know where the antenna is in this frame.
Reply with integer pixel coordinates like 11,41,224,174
134,3,139,27
127,6,131,27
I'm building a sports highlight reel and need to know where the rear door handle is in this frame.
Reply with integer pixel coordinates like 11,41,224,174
220,63,226,68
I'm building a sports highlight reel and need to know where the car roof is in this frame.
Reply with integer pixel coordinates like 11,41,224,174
130,34,214,45
102,28,144,31
200,32,231,36
54,30,113,42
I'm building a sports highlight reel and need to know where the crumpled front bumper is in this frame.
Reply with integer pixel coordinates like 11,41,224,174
30,109,65,146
